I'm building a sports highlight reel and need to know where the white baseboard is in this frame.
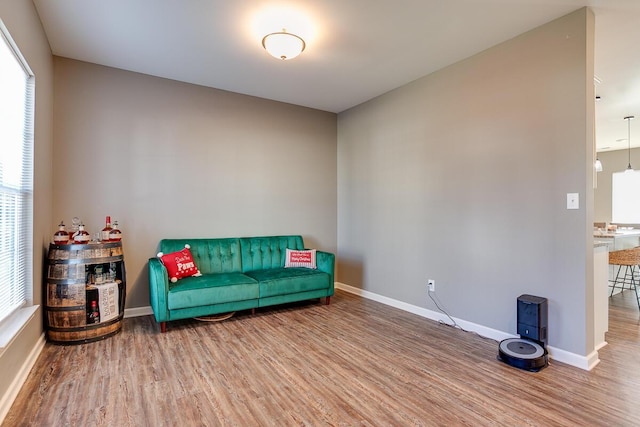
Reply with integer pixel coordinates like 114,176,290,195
0,333,46,425
546,346,600,371
335,282,596,371
124,306,153,318
595,340,608,351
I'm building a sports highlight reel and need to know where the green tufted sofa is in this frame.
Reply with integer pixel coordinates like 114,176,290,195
148,235,334,332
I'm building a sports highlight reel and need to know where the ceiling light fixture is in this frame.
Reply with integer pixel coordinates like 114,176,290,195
595,157,603,172
624,115,635,173
262,29,305,60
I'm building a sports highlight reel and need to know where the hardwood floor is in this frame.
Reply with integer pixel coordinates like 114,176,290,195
4,289,640,426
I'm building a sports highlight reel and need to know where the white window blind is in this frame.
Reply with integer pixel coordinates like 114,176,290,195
0,24,34,325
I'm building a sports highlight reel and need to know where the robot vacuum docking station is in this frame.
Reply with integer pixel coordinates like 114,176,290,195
498,294,549,372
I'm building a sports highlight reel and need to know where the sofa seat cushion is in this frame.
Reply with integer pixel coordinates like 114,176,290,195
167,273,259,310
245,268,331,298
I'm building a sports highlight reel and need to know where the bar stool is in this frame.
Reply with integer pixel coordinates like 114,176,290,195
608,247,640,309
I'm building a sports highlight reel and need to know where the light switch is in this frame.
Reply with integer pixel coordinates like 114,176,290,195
567,193,579,210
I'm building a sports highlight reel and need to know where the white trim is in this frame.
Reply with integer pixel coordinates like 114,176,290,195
545,346,600,371
0,332,45,424
0,19,34,76
0,305,39,352
595,340,608,351
124,306,153,318
335,282,596,371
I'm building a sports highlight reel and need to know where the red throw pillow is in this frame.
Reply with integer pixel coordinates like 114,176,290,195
157,244,202,283
284,248,317,269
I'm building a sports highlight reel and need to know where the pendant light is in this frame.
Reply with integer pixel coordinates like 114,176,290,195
624,115,634,173
595,157,603,172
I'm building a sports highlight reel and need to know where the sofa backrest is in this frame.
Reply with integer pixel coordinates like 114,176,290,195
159,238,242,275
239,235,304,272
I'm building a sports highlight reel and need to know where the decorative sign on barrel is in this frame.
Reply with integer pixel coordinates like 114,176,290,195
45,241,126,344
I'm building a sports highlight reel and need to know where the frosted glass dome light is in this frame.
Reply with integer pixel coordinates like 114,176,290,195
262,30,306,60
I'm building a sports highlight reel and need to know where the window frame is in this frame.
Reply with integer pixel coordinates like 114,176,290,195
0,19,37,352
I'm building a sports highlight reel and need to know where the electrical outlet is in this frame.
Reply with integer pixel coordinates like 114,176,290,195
428,279,435,292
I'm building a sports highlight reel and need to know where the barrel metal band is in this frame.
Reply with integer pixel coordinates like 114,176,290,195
48,255,123,265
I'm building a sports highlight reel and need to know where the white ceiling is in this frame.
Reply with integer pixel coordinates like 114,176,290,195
32,0,640,152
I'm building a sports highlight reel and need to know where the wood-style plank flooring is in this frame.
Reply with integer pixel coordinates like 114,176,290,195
4,289,640,426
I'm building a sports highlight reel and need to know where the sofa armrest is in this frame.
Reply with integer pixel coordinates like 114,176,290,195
315,250,335,294
148,257,170,322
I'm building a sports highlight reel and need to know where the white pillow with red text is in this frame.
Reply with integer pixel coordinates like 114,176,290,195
284,248,317,269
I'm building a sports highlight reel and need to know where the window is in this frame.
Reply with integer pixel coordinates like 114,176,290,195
612,170,640,224
0,22,34,327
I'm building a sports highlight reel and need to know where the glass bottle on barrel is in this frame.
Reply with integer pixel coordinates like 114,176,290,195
72,223,90,244
53,221,69,245
87,300,100,324
109,221,122,242
101,216,112,242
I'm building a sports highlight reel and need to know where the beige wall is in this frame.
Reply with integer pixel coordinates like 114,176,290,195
337,8,595,356
0,0,54,416
594,147,640,225
52,58,338,309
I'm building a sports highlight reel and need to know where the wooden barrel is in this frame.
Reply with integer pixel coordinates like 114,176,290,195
46,241,126,344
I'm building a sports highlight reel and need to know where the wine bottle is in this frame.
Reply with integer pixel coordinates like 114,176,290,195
87,300,100,324
101,216,112,242
53,221,69,244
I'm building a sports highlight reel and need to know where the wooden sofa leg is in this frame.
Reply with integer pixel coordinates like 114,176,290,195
251,308,256,315
326,296,331,305
160,322,166,333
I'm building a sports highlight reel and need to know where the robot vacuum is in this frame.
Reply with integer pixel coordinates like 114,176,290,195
498,337,548,372
497,294,549,372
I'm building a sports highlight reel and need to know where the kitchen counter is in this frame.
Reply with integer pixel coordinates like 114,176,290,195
593,229,640,238
594,229,640,251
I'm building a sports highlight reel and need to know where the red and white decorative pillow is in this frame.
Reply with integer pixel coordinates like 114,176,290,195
157,244,202,283
284,248,317,269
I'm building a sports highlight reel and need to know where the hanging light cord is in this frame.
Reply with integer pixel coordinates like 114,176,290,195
625,116,634,170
